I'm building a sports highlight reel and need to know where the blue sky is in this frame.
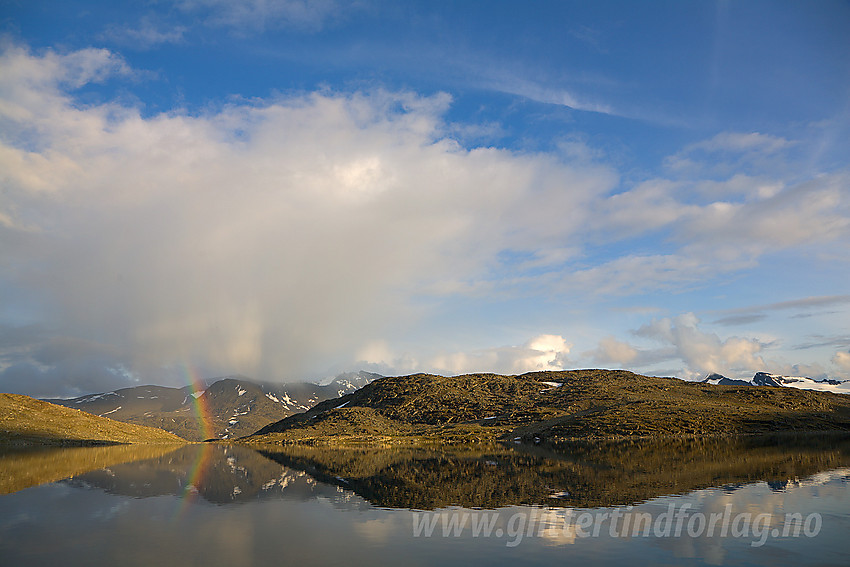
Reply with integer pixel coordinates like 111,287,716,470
1,0,849,396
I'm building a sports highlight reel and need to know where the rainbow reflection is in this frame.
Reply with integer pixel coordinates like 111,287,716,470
174,443,214,520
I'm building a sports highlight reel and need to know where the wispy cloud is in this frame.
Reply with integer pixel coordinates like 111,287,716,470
791,334,850,351
713,295,850,322
664,131,796,177
569,25,607,53
480,74,617,115
177,0,349,32
712,314,768,326
684,132,794,155
100,17,187,49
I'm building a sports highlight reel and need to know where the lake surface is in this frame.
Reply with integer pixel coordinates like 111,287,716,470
1,436,849,566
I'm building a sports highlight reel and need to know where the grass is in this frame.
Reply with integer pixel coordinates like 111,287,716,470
0,393,187,447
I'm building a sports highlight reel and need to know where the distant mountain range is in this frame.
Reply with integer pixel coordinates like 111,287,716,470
43,371,381,441
700,373,753,387
701,372,848,393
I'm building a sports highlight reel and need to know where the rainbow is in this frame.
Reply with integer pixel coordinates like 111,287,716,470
181,364,214,441
173,364,217,519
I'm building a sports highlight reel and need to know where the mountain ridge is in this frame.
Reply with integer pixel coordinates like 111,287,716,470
43,371,382,441
701,371,848,393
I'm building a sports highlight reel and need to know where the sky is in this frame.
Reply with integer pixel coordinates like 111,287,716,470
1,0,849,397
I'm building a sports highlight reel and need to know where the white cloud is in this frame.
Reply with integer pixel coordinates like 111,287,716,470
634,313,767,378
584,313,850,382
588,336,638,366
587,313,770,379
577,172,848,295
679,174,850,255
593,179,696,239
0,44,131,94
429,335,571,375
0,44,611,383
834,351,850,372
353,334,572,377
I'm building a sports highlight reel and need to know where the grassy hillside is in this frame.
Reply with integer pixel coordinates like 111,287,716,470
0,393,187,447
244,369,850,445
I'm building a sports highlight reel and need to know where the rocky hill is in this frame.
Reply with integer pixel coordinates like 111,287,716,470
243,369,850,445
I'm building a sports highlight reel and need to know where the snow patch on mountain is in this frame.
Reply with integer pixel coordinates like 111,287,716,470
700,373,752,387
76,391,121,403
752,372,849,393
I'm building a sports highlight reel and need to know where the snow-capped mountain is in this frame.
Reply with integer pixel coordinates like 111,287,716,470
751,372,848,393
699,371,848,393
44,371,382,441
701,373,753,387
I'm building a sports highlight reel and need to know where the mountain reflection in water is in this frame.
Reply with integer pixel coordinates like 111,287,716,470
2,433,848,508
255,434,850,509
1,435,849,567
63,443,352,505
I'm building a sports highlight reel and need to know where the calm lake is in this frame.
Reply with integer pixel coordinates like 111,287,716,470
1,435,849,566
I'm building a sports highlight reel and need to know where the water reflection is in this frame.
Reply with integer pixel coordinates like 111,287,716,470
0,444,179,495
256,434,850,508
2,434,849,508
1,435,849,567
62,443,351,505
